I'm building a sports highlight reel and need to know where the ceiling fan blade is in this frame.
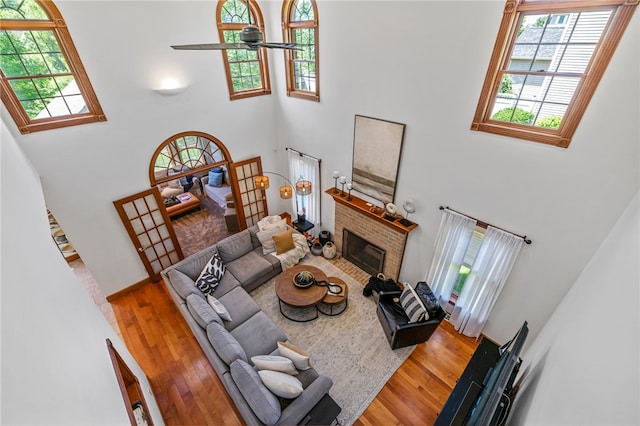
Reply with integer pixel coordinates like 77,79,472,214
254,42,300,50
171,43,251,50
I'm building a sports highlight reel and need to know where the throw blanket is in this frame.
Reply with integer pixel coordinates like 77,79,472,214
273,232,310,270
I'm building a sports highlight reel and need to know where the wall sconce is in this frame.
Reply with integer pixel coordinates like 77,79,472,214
153,78,188,96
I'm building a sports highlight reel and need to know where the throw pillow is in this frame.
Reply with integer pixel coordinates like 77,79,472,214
399,283,428,323
207,322,246,365
277,341,312,370
208,169,224,187
273,229,295,255
207,295,232,321
230,360,281,426
195,252,225,295
258,370,304,399
186,293,223,328
166,268,199,299
251,355,298,375
256,225,287,255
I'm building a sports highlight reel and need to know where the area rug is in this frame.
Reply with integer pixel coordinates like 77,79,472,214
250,255,415,426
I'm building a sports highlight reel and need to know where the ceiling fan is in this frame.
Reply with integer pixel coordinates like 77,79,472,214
171,0,298,51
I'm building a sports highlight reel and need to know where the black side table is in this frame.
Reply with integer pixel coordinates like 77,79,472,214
293,219,314,233
299,394,341,425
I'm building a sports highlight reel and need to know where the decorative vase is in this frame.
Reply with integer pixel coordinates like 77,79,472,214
322,241,336,259
311,242,323,256
319,230,331,246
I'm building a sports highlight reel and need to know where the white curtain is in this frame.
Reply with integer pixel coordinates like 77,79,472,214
450,226,524,338
287,149,321,227
425,209,476,306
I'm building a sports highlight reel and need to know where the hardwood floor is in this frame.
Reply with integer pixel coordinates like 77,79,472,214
111,276,479,425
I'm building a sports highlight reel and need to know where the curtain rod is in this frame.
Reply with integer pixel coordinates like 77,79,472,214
439,206,532,245
286,147,321,163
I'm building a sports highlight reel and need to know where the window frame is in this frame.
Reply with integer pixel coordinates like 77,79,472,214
282,0,319,102
0,0,106,134
216,0,271,100
471,0,638,148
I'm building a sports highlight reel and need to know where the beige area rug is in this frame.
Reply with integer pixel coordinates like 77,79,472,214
250,255,415,426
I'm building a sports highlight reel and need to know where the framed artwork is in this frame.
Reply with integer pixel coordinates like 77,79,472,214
351,115,406,204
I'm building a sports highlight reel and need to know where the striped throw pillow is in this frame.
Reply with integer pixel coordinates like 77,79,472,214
399,283,428,323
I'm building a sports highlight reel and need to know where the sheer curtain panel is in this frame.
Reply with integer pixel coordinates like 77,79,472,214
425,210,476,306
450,226,524,338
287,149,321,227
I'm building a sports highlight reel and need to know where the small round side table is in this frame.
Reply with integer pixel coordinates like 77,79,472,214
318,277,349,316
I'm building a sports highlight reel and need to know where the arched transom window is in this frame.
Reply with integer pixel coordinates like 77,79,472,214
150,131,232,186
282,0,319,102
0,0,106,134
216,0,271,100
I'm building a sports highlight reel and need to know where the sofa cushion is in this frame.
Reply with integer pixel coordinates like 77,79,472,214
210,271,241,298
225,250,277,287
195,252,226,295
258,370,304,399
207,322,247,365
218,286,261,332
208,169,224,187
230,360,281,426
231,311,288,360
186,294,222,328
166,268,201,300
399,283,428,323
251,355,298,375
217,230,253,264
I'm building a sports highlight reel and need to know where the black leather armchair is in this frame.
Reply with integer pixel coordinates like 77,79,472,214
376,282,447,350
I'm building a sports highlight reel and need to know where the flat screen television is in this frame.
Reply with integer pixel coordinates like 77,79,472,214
466,321,529,426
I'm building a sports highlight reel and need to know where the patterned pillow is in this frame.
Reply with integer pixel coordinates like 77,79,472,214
399,283,428,323
195,252,225,295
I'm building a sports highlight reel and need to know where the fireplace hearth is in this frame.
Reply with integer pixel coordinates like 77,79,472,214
343,229,385,277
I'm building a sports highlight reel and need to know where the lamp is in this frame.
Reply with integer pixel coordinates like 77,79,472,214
254,172,312,223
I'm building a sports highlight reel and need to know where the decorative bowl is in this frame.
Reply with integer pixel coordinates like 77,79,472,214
294,271,315,288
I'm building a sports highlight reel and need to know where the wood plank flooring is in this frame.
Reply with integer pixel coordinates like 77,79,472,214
111,276,479,425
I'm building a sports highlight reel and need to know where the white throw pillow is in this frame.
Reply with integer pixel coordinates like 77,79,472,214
277,341,312,370
399,283,428,323
257,370,303,399
207,295,232,321
251,355,298,375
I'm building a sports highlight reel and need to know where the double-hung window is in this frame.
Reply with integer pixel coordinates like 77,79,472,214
282,0,319,101
472,0,638,148
0,0,105,134
216,0,271,100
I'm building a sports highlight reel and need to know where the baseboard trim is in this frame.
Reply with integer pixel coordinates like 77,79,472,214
106,277,153,302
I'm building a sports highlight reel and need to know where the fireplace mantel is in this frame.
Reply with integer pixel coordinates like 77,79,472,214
326,188,417,281
325,189,418,234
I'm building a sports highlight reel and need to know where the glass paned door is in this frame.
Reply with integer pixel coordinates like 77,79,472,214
113,187,183,282
229,156,268,229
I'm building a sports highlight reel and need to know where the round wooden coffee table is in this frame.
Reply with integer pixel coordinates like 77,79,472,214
275,265,328,322
318,277,348,316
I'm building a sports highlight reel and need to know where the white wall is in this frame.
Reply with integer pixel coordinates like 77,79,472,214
1,119,163,424
1,1,638,346
508,192,639,425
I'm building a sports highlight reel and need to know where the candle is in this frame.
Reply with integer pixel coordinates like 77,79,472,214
339,176,346,184
333,170,340,178
347,183,352,190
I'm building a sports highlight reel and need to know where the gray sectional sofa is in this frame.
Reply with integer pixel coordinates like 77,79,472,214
161,226,333,425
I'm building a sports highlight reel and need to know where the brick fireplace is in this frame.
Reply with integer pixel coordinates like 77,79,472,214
326,189,417,281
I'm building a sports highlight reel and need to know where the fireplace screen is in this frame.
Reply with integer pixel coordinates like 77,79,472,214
343,229,386,276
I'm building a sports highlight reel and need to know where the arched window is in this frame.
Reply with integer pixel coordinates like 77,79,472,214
216,0,271,100
282,0,319,101
0,0,105,134
149,131,232,186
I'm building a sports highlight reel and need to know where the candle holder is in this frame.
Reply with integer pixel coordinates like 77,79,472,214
347,183,353,201
339,176,347,197
332,171,340,194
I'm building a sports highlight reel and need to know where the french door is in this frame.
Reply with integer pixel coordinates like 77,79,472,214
113,187,183,282
229,156,268,229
